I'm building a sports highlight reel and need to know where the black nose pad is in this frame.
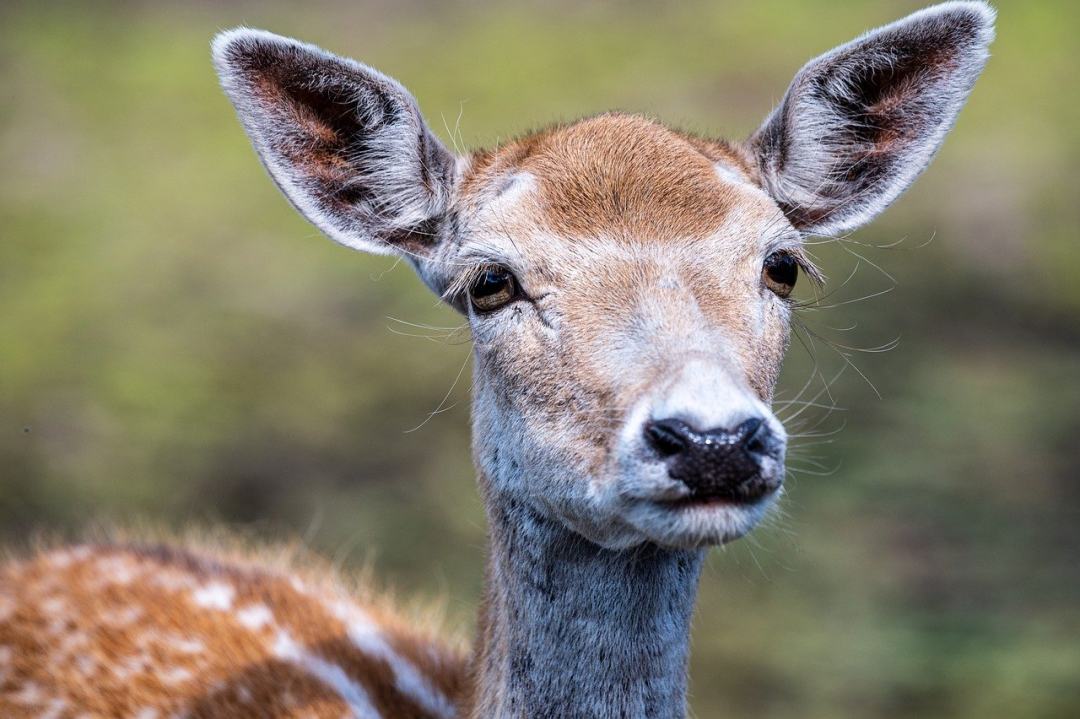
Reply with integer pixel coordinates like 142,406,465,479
643,417,781,502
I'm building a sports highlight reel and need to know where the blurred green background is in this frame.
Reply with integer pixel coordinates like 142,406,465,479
2,1,1078,716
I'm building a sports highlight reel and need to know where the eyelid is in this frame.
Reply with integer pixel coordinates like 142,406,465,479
443,259,525,307
766,245,824,287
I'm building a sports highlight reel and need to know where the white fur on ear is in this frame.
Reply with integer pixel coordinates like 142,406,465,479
211,28,458,257
750,1,995,236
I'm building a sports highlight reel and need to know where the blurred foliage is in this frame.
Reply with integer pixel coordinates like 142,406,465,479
1,1,1078,716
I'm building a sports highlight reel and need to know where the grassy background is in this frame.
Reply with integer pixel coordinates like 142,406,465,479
2,1,1078,716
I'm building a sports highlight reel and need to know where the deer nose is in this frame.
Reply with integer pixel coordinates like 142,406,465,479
643,417,782,502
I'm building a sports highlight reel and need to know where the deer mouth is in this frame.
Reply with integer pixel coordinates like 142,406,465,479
614,483,783,549
661,488,777,509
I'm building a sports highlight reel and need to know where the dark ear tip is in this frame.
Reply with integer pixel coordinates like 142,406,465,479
952,0,997,25
210,28,302,80
928,1,997,47
211,27,260,65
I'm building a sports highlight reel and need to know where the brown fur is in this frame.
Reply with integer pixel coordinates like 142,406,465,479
0,543,468,718
464,113,758,242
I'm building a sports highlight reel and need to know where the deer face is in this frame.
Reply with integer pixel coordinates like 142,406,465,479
214,2,994,549
441,116,807,548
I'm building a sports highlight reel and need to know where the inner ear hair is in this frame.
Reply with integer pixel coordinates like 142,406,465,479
749,1,995,236
212,28,458,258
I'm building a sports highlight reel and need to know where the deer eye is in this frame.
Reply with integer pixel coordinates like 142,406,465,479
469,267,518,313
762,251,798,298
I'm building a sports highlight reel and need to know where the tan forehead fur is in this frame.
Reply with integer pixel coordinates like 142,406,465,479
463,113,764,241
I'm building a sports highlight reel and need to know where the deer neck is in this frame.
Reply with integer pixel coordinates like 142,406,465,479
467,483,704,719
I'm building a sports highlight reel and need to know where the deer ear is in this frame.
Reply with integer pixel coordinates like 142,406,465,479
212,29,458,258
749,1,994,235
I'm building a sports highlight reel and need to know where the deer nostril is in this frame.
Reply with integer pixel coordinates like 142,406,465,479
644,419,691,458
738,418,768,456
644,416,781,503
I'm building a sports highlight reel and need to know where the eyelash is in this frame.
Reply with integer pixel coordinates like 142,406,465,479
445,262,514,306
445,250,821,309
772,247,823,286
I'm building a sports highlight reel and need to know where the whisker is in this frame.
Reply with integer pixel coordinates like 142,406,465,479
404,350,472,433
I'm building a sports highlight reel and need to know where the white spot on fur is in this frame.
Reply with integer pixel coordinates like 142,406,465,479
94,556,139,585
491,171,536,206
331,601,456,719
51,546,92,570
37,697,68,719
170,636,205,655
272,630,381,719
161,667,194,685
132,709,159,719
236,603,274,630
116,652,154,679
41,597,67,615
102,606,144,626
0,596,15,622
10,680,43,704
46,550,75,569
192,582,235,610
713,162,750,187
75,654,96,677
58,631,90,656
152,571,197,592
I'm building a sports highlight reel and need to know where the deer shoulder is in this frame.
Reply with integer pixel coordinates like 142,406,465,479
0,544,467,718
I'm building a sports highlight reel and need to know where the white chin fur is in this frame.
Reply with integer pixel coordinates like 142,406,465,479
621,491,781,549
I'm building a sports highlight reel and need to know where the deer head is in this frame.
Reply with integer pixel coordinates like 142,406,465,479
212,1,993,553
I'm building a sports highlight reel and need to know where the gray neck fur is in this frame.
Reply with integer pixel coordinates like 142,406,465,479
470,489,704,718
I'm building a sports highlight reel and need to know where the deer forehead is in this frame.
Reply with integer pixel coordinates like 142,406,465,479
459,118,788,393
461,113,776,251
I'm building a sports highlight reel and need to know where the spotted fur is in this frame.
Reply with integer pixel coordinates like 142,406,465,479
0,544,466,718
2,3,993,717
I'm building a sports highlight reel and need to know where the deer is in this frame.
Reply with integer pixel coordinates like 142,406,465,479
0,2,994,717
